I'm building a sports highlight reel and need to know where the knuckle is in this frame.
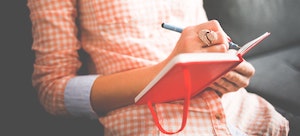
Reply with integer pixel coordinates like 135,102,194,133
249,64,255,76
225,71,234,79
182,26,194,33
241,80,250,87
245,61,256,76
219,44,228,52
209,20,220,25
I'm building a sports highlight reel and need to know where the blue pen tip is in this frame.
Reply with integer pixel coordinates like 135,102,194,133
229,42,240,50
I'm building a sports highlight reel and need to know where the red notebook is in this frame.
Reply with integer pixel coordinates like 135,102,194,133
134,32,270,134
135,32,270,104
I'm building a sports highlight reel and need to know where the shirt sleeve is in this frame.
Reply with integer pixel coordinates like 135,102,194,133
28,0,97,118
65,75,99,119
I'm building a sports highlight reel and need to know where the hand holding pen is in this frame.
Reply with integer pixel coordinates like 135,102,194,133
161,23,241,50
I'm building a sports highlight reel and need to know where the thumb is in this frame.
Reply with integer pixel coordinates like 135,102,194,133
227,49,237,54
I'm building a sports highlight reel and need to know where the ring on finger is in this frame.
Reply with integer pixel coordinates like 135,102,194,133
198,29,218,46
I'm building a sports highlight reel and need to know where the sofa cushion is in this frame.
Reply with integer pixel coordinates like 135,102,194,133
246,45,300,136
204,0,300,57
203,1,300,135
246,45,300,115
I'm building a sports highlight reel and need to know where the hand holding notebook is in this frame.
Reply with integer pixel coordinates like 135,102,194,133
135,32,270,104
134,31,270,134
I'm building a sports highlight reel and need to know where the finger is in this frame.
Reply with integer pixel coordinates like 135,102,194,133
227,49,237,54
188,20,228,47
202,32,229,52
194,20,224,32
180,30,227,53
234,61,255,77
210,31,228,46
209,82,227,94
208,77,240,95
216,77,240,90
198,20,229,41
222,71,250,88
198,30,228,47
209,81,239,95
193,43,227,53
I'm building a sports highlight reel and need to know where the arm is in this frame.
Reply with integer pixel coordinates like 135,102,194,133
28,0,82,116
27,0,167,117
90,20,230,115
29,0,232,118
91,36,257,116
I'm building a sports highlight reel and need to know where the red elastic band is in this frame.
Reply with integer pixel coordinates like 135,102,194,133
147,67,191,134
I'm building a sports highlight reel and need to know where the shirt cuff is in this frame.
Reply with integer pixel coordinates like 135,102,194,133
65,75,99,119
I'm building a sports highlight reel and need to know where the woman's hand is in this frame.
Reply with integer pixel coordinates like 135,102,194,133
165,20,230,62
163,20,255,96
163,20,255,95
209,50,255,95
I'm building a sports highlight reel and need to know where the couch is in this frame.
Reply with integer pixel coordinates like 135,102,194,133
204,0,300,135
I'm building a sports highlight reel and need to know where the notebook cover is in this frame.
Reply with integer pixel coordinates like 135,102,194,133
135,53,242,104
135,32,270,105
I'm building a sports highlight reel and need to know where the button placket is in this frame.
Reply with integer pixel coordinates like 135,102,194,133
215,113,222,120
202,91,231,135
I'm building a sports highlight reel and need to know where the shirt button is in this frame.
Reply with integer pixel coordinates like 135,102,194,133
215,113,222,120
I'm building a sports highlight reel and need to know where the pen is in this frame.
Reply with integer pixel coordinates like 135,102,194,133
161,23,241,50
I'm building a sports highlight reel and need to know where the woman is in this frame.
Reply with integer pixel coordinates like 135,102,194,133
28,0,288,135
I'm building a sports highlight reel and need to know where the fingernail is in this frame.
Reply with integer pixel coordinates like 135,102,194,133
227,36,232,42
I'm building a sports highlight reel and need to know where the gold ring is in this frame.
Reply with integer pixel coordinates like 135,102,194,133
198,29,218,46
